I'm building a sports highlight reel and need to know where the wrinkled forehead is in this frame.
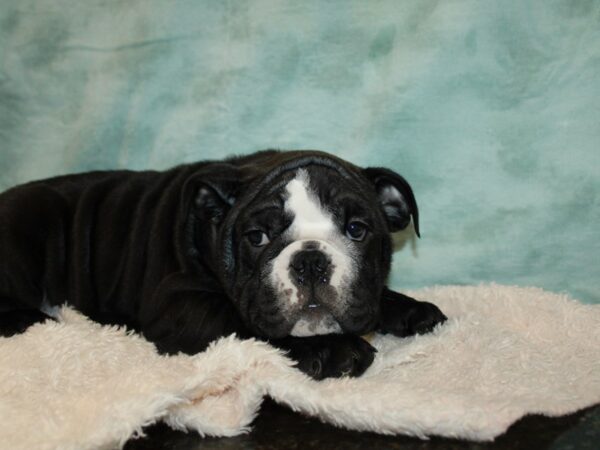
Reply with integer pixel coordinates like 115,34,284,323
222,164,372,275
238,166,378,247
280,168,336,238
258,165,366,207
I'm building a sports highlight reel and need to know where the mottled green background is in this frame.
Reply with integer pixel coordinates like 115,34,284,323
1,1,598,303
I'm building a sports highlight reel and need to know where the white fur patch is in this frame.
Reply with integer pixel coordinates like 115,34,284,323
290,316,343,337
285,169,335,241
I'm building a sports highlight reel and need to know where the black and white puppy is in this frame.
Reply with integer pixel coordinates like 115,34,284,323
0,150,446,379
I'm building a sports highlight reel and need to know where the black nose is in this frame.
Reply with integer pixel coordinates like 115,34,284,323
290,250,330,285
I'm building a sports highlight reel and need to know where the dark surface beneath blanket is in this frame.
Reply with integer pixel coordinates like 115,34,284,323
124,400,600,450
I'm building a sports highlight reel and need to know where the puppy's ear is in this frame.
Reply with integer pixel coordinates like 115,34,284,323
183,164,241,225
363,167,420,237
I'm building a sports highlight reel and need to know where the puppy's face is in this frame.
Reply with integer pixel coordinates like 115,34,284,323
193,153,419,339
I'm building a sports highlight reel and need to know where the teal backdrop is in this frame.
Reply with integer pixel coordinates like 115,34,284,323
1,1,598,303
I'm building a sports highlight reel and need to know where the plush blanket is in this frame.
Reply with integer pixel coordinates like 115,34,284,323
1,284,599,450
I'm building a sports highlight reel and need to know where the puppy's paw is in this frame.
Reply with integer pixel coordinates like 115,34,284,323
279,334,377,380
381,300,447,338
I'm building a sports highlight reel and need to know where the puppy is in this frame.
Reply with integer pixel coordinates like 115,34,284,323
0,150,446,379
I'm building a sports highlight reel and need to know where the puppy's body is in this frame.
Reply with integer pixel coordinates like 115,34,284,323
0,163,243,353
0,150,446,378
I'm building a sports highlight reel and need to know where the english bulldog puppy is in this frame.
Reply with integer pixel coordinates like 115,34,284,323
0,150,446,379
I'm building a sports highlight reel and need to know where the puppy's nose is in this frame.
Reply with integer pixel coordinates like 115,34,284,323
290,250,330,285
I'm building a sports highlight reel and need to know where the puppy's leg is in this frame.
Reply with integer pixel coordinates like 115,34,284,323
378,287,447,337
0,186,67,337
272,334,377,380
139,273,249,355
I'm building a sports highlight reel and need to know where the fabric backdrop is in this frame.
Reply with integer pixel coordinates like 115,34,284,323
1,1,598,303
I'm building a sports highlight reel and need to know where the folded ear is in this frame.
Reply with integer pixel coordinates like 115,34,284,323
363,167,420,237
182,164,241,225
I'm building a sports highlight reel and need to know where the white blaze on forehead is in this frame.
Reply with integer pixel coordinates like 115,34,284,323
285,169,335,240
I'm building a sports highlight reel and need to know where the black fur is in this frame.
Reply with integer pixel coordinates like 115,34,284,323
0,150,446,378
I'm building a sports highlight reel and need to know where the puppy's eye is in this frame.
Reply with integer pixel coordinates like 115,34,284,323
246,230,270,247
346,221,368,241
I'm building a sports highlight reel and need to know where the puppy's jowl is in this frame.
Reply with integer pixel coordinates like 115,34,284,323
0,150,446,379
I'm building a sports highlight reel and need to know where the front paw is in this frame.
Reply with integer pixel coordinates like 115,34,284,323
381,300,447,338
277,334,377,380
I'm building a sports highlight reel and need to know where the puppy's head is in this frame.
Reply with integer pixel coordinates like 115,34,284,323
187,151,419,339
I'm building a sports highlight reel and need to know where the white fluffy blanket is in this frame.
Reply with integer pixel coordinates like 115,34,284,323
1,285,599,450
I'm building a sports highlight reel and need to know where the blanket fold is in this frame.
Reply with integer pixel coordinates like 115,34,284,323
1,284,599,450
